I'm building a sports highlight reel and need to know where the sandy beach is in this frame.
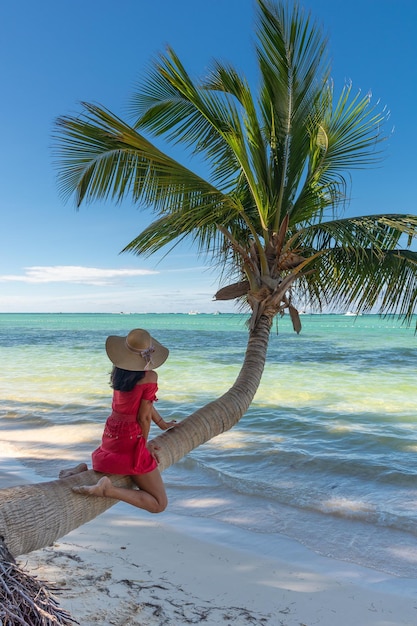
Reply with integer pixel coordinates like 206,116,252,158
1,460,417,626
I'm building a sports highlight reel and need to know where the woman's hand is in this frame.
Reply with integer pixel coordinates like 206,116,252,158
153,410,178,430
160,419,177,431
147,441,161,464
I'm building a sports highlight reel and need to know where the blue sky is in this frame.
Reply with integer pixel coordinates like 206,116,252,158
1,0,416,313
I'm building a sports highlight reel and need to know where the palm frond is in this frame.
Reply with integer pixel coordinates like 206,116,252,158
298,248,417,323
54,102,229,212
130,48,243,189
319,83,388,171
204,61,270,216
290,84,389,225
295,214,417,253
131,48,276,236
256,0,330,228
291,214,417,324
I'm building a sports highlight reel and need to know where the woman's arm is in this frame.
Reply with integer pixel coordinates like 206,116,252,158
140,371,176,431
135,370,158,441
146,405,177,464
151,405,177,431
136,399,154,441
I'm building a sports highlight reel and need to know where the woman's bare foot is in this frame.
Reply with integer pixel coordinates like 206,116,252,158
72,475,111,497
59,462,88,479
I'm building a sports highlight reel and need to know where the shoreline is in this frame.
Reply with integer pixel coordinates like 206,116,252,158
1,451,417,625
20,504,417,626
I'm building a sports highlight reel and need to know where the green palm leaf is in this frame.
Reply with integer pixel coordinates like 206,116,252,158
292,214,417,319
54,102,236,219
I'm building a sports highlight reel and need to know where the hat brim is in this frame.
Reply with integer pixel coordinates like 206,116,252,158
105,335,169,371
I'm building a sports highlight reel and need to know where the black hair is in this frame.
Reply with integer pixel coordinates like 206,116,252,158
110,366,146,391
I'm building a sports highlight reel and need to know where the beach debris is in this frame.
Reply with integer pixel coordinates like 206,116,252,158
0,538,78,626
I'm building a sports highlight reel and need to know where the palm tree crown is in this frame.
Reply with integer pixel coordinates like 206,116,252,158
54,0,417,330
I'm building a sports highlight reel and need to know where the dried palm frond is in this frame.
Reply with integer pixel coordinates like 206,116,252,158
288,304,302,334
214,280,250,300
0,539,78,625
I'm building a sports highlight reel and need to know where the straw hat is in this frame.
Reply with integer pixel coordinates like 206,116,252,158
105,329,169,371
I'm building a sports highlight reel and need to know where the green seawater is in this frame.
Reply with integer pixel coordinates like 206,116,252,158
0,312,416,577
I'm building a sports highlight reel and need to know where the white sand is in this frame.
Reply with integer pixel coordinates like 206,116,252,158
1,446,417,625
17,505,417,626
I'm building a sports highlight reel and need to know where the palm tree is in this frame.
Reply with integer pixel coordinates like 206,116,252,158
2,0,417,561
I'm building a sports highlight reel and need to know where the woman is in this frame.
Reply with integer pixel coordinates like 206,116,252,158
60,328,176,513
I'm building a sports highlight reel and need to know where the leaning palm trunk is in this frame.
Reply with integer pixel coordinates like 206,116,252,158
0,315,272,558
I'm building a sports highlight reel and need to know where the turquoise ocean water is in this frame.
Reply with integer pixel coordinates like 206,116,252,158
0,312,416,577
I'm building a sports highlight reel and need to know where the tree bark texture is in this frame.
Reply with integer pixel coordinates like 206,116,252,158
0,316,272,557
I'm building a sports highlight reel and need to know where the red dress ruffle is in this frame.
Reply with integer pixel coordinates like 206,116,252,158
92,382,158,475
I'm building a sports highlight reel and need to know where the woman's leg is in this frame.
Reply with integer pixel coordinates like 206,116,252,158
72,468,168,514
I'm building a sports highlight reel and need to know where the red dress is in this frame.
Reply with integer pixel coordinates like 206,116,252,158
92,382,158,475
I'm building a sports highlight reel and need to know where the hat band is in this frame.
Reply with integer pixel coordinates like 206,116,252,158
125,339,155,370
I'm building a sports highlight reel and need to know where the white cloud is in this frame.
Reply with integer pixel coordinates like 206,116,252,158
0,265,158,285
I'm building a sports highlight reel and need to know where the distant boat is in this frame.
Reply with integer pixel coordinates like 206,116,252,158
188,310,200,315
344,311,362,316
